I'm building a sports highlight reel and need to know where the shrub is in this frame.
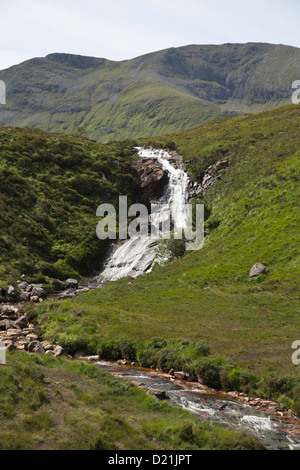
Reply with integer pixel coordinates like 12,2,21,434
292,387,300,417
116,338,141,361
196,357,232,389
221,368,257,393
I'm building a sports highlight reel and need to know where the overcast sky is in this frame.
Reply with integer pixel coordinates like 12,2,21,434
0,0,299,70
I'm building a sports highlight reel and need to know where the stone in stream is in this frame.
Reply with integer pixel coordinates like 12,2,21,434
146,388,167,400
173,371,187,380
64,279,78,289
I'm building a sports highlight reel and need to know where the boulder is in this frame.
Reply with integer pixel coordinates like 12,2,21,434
7,285,20,300
19,290,31,301
249,263,269,278
80,355,100,362
17,281,28,290
15,316,28,329
65,279,78,289
173,371,186,380
41,340,54,351
31,286,47,299
54,345,64,357
28,341,45,353
146,388,167,400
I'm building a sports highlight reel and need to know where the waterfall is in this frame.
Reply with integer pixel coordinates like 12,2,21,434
98,148,190,282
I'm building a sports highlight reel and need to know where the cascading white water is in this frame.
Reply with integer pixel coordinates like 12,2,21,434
98,147,189,281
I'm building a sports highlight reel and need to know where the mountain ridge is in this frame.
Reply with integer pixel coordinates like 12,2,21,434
0,42,299,141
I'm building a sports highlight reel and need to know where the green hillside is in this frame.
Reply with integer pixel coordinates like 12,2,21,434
0,127,137,284
0,352,263,450
0,43,299,142
31,104,300,383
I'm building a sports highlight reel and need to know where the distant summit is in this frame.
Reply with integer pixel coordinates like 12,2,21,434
0,43,299,141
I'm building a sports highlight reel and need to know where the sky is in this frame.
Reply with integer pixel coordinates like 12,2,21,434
0,0,299,70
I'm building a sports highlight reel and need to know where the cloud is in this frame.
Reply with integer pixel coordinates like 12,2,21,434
0,0,299,70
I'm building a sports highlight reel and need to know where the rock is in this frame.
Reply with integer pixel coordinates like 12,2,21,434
19,290,31,301
1,306,18,317
249,263,269,278
30,295,40,303
4,320,20,330
21,328,34,335
168,368,175,376
74,288,89,295
173,371,186,380
31,286,47,299
80,355,100,362
146,388,167,400
6,329,21,337
54,345,64,357
7,285,20,300
28,341,45,353
16,340,29,351
15,316,28,329
65,279,78,289
26,333,39,341
17,281,28,290
45,350,55,355
7,285,16,295
198,158,230,196
117,359,130,365
41,341,54,351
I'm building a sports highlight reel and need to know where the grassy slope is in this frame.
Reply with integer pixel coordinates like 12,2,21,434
0,127,137,284
34,104,300,375
0,351,263,450
0,43,299,142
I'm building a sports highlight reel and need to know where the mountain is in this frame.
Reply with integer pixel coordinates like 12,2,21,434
0,43,299,142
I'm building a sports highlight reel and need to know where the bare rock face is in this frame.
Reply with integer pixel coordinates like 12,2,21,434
132,156,168,206
197,158,230,196
249,263,269,277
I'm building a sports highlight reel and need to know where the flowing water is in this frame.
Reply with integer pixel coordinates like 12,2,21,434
96,361,300,450
97,148,189,282
91,148,300,449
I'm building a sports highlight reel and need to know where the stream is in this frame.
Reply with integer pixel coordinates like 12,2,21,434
84,148,300,450
96,360,300,451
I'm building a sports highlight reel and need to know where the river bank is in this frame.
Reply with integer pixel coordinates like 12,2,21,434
93,359,300,450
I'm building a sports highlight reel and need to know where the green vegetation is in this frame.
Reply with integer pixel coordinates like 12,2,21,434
0,126,138,283
1,104,300,444
30,105,299,392
0,351,264,450
0,43,299,142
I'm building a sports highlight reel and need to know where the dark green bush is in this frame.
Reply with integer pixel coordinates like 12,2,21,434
292,386,300,417
196,357,232,389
